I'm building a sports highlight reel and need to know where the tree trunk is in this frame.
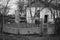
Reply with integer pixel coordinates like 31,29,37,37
53,11,55,22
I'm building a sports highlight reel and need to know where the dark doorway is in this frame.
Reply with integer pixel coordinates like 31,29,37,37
44,15,48,23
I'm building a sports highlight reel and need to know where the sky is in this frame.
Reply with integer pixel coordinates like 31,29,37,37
0,0,19,15
7,0,19,15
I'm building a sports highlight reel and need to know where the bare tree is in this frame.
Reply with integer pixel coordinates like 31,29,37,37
0,0,10,32
17,0,24,13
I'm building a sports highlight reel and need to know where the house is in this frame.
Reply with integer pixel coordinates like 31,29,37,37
26,0,60,24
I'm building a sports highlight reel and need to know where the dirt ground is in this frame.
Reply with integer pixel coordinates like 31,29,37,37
0,32,60,40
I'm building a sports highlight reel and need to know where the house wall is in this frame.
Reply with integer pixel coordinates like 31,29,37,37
26,8,32,23
40,8,51,18
26,7,54,23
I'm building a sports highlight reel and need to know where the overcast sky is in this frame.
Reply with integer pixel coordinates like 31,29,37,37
0,0,19,15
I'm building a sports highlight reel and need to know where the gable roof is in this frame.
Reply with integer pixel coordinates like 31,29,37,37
27,0,60,11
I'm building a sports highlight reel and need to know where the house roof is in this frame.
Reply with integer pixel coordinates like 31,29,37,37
27,0,60,10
